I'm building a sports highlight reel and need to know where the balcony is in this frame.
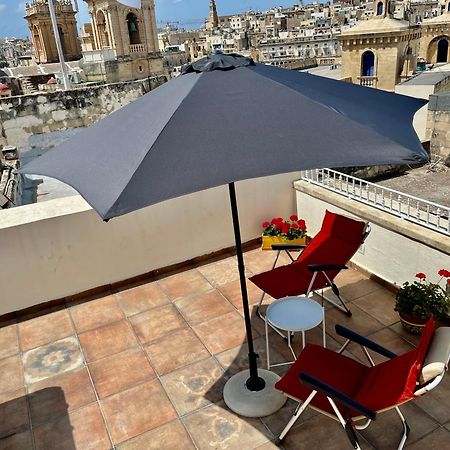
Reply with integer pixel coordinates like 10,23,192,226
358,76,378,88
129,44,147,55
0,172,449,448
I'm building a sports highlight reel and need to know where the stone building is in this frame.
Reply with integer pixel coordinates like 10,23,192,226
419,0,450,63
339,0,421,91
81,0,163,82
25,0,82,64
206,0,219,30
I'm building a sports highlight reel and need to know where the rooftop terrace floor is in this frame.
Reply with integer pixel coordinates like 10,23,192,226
1,248,449,449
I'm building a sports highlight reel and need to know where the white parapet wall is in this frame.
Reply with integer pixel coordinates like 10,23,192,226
0,172,300,315
295,180,450,288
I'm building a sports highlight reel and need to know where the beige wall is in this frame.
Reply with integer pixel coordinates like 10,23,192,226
0,173,300,315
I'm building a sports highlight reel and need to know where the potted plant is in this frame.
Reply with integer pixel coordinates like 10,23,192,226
395,269,450,334
261,215,307,250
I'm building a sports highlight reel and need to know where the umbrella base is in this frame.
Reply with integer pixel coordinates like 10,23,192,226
223,369,287,417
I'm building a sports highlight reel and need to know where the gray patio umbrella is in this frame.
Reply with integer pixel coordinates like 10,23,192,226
21,53,429,417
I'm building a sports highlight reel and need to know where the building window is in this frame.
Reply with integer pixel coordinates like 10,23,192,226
361,50,375,76
376,2,383,16
127,13,141,45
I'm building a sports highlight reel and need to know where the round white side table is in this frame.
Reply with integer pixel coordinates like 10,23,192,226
265,296,326,369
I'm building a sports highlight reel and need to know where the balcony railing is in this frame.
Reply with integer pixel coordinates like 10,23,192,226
358,76,377,88
301,168,450,237
129,44,146,54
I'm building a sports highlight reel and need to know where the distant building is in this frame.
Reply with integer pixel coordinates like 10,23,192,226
206,0,219,30
80,0,163,82
25,0,82,64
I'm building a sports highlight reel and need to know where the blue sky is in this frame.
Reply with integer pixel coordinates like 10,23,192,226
0,0,298,39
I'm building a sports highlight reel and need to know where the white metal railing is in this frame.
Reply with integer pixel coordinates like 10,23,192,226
301,168,450,236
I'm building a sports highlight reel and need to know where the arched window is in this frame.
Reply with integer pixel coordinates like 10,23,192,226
33,25,42,54
437,38,448,63
361,51,375,76
376,1,384,16
96,10,110,48
127,13,141,45
448,2,450,12
57,26,67,56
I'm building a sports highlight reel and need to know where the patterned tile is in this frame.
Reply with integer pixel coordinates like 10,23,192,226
33,403,111,450
0,323,19,360
129,304,187,344
160,357,227,416
116,281,170,316
79,320,137,362
22,337,83,385
70,295,124,333
89,347,155,399
0,355,24,392
0,388,29,439
101,379,177,445
183,402,271,450
117,419,195,450
28,367,96,426
158,269,212,300
174,290,234,325
19,310,74,352
144,328,209,375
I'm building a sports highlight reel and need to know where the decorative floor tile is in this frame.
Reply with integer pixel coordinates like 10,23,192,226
0,355,24,392
218,279,267,309
70,295,124,333
19,310,74,352
0,323,19,360
198,257,252,287
158,269,212,300
116,282,170,316
353,289,399,326
0,388,29,439
22,336,83,385
144,328,209,375
89,347,155,399
78,320,137,362
192,311,247,355
174,290,234,325
28,367,96,426
117,419,195,450
334,270,383,301
415,374,450,424
33,403,111,450
182,402,271,450
160,357,226,416
129,304,187,344
407,427,450,450
243,248,294,275
101,379,177,445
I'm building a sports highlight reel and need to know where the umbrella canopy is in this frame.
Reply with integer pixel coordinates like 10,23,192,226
21,53,428,220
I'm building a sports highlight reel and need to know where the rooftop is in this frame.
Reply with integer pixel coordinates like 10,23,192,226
1,248,449,449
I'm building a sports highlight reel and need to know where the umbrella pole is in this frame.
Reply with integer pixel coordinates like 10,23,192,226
228,182,265,392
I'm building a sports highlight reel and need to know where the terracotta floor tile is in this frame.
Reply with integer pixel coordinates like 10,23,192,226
0,388,29,439
0,429,34,449
79,320,137,362
334,270,383,301
129,304,187,344
198,257,252,287
158,269,212,300
160,357,226,416
415,373,450,424
70,295,124,333
89,347,155,399
22,337,83,385
33,403,111,450
0,355,24,392
0,323,19,360
144,328,209,375
353,289,399,326
192,311,247,355
237,304,267,337
101,379,177,445
243,248,294,275
116,282,170,316
28,367,96,426
174,290,234,325
218,279,267,309
117,419,195,450
182,402,271,450
407,427,450,449
19,310,74,353
389,321,422,347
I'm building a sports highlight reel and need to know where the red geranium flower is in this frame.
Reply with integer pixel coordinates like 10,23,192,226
290,214,298,222
274,221,282,230
281,222,290,234
438,269,450,278
298,219,306,231
271,217,283,225
262,221,270,229
291,223,299,229
415,273,427,280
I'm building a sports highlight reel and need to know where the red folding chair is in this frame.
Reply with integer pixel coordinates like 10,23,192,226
250,210,370,318
275,317,450,449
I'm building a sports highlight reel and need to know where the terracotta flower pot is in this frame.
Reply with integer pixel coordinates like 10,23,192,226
399,312,428,335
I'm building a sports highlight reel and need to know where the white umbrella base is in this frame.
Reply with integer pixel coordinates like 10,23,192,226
223,369,287,417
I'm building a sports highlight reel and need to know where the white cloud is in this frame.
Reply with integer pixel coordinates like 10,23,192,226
0,4,7,12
